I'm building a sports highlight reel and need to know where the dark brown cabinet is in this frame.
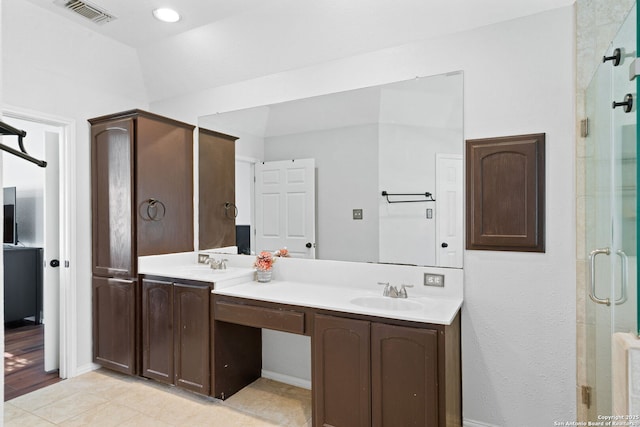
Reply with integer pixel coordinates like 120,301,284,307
313,313,460,427
92,276,138,375
371,323,439,426
141,278,174,383
198,128,238,250
313,314,371,427
466,133,545,252
91,117,135,278
211,295,461,426
90,110,195,374
141,277,211,395
4,247,43,324
174,281,211,394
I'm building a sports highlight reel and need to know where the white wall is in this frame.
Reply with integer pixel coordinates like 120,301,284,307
2,0,148,373
153,6,576,426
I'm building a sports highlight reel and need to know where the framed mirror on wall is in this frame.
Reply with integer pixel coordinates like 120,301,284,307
199,71,464,268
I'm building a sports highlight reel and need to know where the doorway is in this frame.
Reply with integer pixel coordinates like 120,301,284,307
1,111,72,399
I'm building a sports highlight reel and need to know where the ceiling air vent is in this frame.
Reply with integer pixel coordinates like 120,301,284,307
54,0,116,25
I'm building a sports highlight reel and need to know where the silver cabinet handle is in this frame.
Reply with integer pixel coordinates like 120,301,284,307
615,249,628,305
589,247,611,306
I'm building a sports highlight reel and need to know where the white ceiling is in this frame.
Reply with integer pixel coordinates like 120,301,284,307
23,0,575,102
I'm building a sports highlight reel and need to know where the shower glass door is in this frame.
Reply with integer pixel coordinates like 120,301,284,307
585,2,637,420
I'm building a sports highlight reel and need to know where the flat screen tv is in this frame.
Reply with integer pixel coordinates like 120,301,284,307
4,187,17,245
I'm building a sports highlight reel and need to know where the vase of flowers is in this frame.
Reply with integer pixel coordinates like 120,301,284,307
253,248,289,282
254,251,275,282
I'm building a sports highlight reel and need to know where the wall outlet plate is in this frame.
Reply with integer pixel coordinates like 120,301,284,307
353,209,363,220
424,273,445,287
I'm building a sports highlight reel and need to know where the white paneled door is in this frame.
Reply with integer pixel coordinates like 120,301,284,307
435,154,463,268
255,159,316,258
44,130,61,372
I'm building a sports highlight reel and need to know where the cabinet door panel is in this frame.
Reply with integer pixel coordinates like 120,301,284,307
371,323,439,427
91,119,135,277
137,116,194,256
92,276,137,375
199,128,237,250
174,282,210,394
141,278,174,383
313,314,370,427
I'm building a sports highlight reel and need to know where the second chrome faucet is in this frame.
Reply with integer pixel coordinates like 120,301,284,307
377,282,413,298
206,257,228,270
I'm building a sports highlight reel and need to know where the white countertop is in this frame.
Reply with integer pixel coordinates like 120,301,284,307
213,280,462,325
138,252,463,326
138,263,255,287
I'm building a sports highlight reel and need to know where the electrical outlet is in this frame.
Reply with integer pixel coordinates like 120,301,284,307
424,273,445,287
353,209,363,220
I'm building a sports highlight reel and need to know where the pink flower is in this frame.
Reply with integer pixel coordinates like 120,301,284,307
274,248,289,258
254,251,275,271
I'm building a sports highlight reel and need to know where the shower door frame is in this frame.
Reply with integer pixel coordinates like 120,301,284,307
583,2,638,420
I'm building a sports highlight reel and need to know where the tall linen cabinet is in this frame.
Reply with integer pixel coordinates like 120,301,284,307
90,110,194,374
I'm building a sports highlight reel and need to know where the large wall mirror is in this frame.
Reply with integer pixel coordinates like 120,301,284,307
199,71,464,268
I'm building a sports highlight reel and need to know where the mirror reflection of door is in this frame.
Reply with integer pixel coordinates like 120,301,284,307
201,71,464,268
254,159,316,258
435,154,463,268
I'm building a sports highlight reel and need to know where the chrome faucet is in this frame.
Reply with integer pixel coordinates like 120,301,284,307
377,282,413,298
378,282,392,296
397,284,413,298
206,257,228,270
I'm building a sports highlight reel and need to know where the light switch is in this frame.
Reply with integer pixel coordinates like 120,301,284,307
353,209,363,220
426,208,433,219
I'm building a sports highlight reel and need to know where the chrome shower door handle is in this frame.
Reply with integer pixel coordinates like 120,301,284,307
589,247,611,306
615,249,628,305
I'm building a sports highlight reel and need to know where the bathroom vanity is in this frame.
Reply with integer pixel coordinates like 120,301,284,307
137,253,463,427
212,290,461,427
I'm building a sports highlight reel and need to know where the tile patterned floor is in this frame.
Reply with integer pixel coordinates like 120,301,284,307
4,369,312,426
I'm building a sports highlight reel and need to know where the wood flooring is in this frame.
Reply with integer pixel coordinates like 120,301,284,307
4,321,61,401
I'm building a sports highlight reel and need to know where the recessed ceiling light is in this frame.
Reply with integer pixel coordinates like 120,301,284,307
153,8,180,23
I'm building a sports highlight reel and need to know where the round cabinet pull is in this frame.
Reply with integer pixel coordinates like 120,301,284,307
224,202,238,219
441,242,449,248
141,198,166,221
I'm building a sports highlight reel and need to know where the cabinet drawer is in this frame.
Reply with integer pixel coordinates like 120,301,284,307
214,300,305,334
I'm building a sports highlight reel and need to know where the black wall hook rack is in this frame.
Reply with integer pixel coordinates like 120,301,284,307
0,120,47,168
381,191,436,203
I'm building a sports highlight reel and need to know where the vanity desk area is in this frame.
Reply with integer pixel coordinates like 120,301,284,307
138,253,463,427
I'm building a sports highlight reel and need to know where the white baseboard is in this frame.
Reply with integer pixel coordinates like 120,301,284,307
464,419,500,427
261,369,312,390
74,362,101,378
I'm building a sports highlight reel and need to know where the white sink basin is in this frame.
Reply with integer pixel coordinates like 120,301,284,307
350,296,423,311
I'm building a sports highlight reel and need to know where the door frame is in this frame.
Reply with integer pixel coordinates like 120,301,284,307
2,105,77,379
